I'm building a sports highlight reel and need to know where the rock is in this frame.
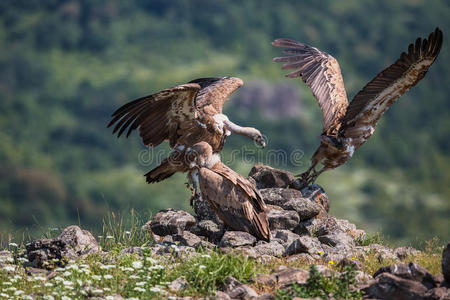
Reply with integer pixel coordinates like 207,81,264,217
273,230,301,246
256,293,275,300
273,267,310,286
189,220,225,243
0,250,13,266
255,273,276,285
337,257,363,270
171,231,203,248
364,272,429,300
374,263,438,290
394,246,420,260
120,247,143,257
224,276,258,299
318,231,355,249
284,236,322,256
58,226,99,257
260,188,321,220
443,242,450,283
220,231,257,248
168,277,189,293
248,164,295,189
26,225,99,268
267,206,300,231
148,209,196,236
215,291,232,300
300,184,330,212
254,241,285,257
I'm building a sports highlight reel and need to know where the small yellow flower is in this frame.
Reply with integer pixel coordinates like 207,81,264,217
351,257,355,260
328,261,335,265
318,250,323,254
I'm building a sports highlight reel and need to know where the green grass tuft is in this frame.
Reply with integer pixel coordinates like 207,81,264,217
276,265,363,300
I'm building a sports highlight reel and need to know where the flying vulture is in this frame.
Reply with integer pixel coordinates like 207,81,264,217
186,142,270,241
108,77,265,187
272,28,443,186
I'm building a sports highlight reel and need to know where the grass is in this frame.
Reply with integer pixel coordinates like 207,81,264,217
275,265,364,300
355,232,384,246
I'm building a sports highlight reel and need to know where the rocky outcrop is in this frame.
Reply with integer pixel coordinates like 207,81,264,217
26,225,99,268
146,209,197,236
364,262,450,300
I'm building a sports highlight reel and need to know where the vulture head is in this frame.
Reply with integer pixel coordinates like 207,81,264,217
186,142,220,169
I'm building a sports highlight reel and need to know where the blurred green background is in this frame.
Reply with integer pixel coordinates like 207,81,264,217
0,0,449,246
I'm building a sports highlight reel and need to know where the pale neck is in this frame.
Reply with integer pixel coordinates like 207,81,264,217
224,120,255,138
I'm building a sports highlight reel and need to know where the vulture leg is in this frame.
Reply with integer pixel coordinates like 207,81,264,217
187,169,201,207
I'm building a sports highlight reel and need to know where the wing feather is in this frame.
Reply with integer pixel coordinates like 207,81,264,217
273,39,349,135
198,163,270,241
340,28,443,148
188,77,243,113
107,83,201,147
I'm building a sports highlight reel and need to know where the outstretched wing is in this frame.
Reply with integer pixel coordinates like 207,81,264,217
198,162,270,241
272,39,348,135
107,83,200,148
340,28,443,149
189,77,243,114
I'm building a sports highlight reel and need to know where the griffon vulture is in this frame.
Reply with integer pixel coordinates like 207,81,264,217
108,77,265,186
272,28,443,186
186,142,270,241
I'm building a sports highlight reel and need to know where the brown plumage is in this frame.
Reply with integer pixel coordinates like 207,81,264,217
108,77,265,183
188,142,270,241
273,28,443,186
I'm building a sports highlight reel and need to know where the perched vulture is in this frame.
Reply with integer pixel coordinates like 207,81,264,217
108,77,265,185
186,142,270,241
273,28,443,186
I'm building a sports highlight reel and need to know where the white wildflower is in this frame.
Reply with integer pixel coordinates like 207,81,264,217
200,254,211,258
2,282,12,286
66,264,79,271
149,264,164,270
5,287,16,291
54,267,65,272
63,271,72,277
135,281,146,286
0,293,9,298
129,275,140,280
100,264,116,270
150,286,162,293
92,289,103,295
43,296,55,300
18,257,29,263
125,231,131,235
23,296,33,300
120,267,134,272
8,243,18,248
103,287,111,292
33,276,46,281
14,290,24,296
103,274,113,280
6,257,14,263
132,261,143,269
63,280,73,286
92,275,102,281
53,276,64,282
61,296,72,300
3,266,15,272
145,257,157,264
105,296,115,300
45,282,54,287
133,287,145,293
106,235,114,240
198,265,206,269
79,264,90,269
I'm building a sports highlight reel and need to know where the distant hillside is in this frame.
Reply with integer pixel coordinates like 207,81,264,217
0,0,449,245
